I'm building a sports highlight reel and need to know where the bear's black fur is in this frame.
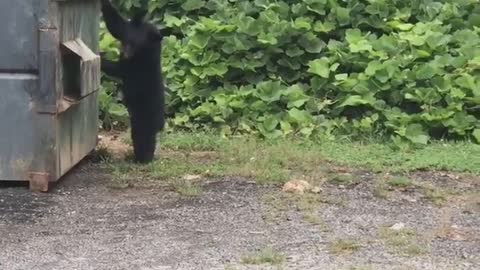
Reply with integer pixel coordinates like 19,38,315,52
100,0,165,163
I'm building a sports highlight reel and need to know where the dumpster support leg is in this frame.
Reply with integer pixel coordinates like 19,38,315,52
29,172,50,192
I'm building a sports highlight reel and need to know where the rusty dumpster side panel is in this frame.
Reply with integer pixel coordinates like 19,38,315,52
0,75,57,181
0,0,100,190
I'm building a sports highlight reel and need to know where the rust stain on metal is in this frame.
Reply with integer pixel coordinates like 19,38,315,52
29,172,50,192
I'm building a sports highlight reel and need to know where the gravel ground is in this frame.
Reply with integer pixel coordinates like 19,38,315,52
0,163,479,270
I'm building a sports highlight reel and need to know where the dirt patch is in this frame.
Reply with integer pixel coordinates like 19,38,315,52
0,163,479,270
97,132,131,160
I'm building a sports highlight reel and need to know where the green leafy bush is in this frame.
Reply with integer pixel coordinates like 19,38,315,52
99,0,480,144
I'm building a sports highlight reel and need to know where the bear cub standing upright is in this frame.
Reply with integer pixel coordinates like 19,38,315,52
100,0,165,163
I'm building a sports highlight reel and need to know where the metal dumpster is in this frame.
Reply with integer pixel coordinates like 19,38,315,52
0,0,101,192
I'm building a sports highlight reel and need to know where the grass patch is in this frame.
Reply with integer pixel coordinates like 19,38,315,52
328,239,361,255
378,227,428,257
303,212,323,225
422,187,448,206
101,131,480,187
241,248,285,265
107,162,141,189
161,131,228,152
387,177,415,188
89,146,113,163
292,193,324,212
413,182,452,206
262,193,330,230
109,175,132,189
120,135,132,145
303,212,329,231
172,179,203,197
317,138,480,174
373,179,389,199
328,173,359,186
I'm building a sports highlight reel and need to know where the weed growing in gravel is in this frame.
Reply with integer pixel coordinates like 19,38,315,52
328,174,360,186
241,248,285,265
378,227,429,257
387,177,415,188
328,239,362,255
172,179,203,197
422,187,448,206
373,179,390,199
89,146,113,163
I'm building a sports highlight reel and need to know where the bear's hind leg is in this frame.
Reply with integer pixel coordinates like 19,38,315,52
130,114,157,163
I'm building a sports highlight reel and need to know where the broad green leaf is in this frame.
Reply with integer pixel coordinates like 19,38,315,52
299,33,325,53
350,41,372,52
258,32,278,45
293,17,312,30
346,29,372,52
236,15,259,35
387,21,414,31
256,81,285,102
365,61,382,76
313,21,335,33
335,74,348,81
307,58,330,78
163,15,185,27
285,47,304,57
263,115,279,131
280,121,293,134
278,58,301,70
415,64,437,80
335,7,350,25
405,124,429,145
345,29,363,44
473,129,480,144
330,63,340,71
189,33,211,49
455,74,476,91
288,108,312,124
337,95,371,108
285,84,310,108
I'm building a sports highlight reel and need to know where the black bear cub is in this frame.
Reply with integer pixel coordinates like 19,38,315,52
100,0,165,163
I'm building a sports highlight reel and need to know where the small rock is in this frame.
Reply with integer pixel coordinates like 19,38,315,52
311,186,322,193
331,166,349,173
390,222,406,231
282,179,311,194
401,195,417,202
442,225,469,241
183,174,202,181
